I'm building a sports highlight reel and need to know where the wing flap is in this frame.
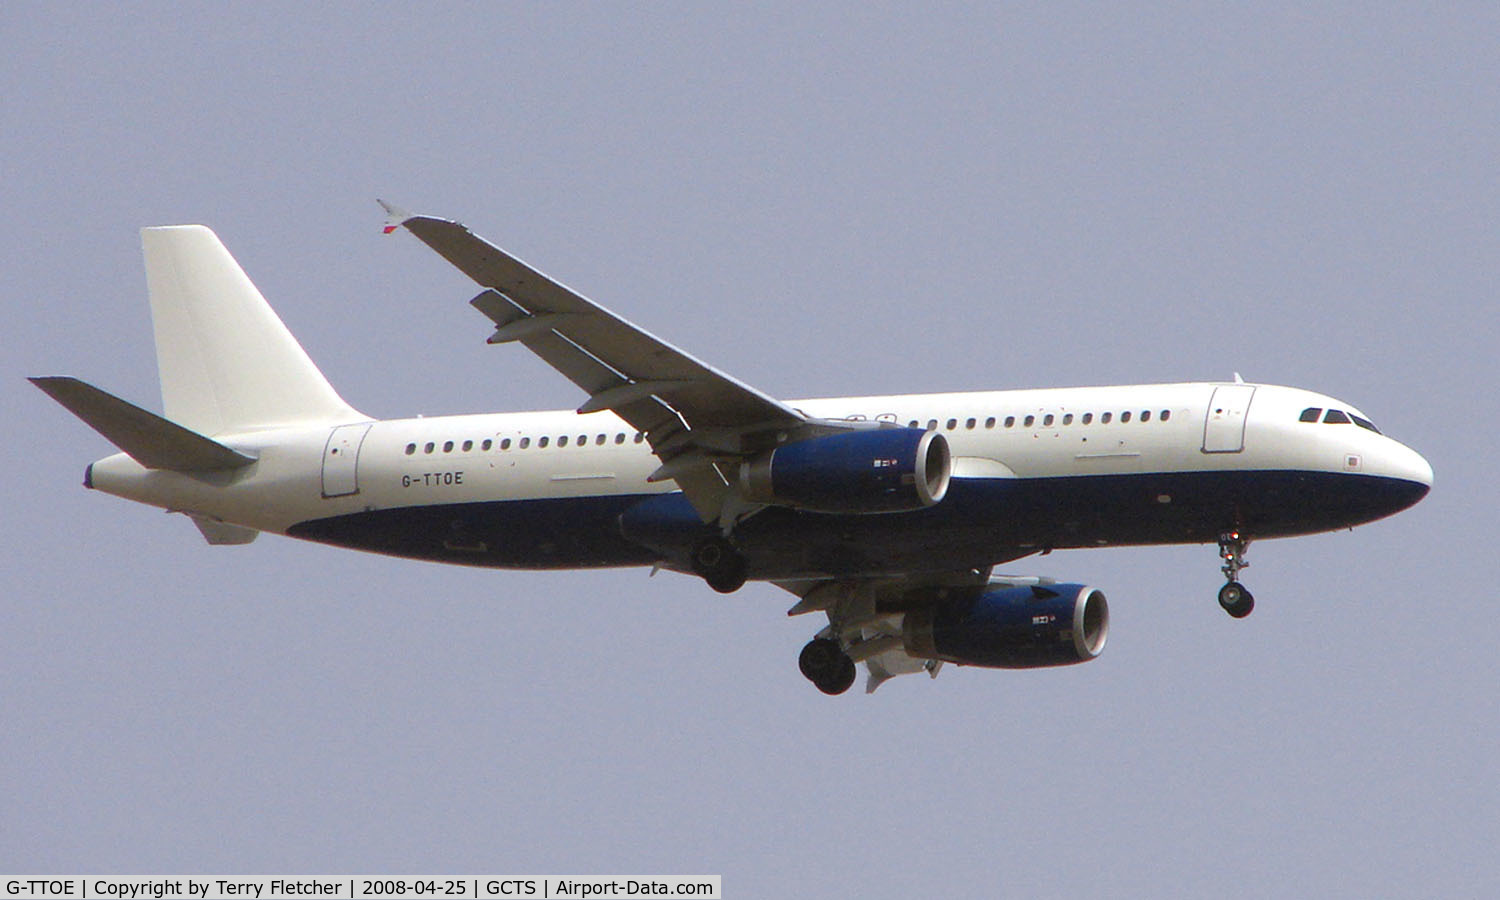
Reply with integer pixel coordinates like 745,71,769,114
470,286,684,434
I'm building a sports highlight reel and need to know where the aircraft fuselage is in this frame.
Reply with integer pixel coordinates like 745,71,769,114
86,380,1431,580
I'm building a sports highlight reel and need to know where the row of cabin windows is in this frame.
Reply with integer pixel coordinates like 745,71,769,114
403,406,1180,456
405,431,649,455
1298,407,1381,434
908,409,1173,432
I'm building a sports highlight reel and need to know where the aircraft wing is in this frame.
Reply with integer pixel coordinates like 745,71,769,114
384,204,841,521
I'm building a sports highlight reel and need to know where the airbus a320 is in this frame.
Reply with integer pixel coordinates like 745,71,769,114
32,204,1433,694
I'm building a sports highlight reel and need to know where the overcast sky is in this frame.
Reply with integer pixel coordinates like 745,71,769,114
4,3,1496,896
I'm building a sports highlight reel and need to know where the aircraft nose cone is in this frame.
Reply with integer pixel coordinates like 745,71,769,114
1378,440,1432,513
1409,449,1434,490
1392,441,1433,489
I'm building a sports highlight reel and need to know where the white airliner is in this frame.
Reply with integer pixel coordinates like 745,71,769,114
32,205,1433,694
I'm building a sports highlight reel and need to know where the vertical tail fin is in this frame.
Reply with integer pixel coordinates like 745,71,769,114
142,225,364,435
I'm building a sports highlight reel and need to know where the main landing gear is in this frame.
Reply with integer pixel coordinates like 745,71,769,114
798,637,857,695
690,536,748,594
1217,531,1254,618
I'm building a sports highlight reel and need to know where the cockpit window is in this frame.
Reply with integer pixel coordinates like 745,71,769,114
1302,405,1380,432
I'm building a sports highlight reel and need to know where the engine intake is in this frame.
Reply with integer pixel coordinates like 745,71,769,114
903,583,1108,669
739,427,950,514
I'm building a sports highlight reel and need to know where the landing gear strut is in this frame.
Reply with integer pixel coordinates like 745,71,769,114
690,536,747,594
798,638,856,695
1217,531,1254,618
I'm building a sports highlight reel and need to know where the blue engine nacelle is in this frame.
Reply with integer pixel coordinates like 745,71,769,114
738,427,951,514
902,583,1109,669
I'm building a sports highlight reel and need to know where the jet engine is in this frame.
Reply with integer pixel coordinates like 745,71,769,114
902,582,1108,668
739,427,951,514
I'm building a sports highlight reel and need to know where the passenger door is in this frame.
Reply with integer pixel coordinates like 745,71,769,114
1202,385,1255,453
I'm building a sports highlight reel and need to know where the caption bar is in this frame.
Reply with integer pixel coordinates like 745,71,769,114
3,881,720,900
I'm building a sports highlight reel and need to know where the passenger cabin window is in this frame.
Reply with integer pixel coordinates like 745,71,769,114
1324,409,1351,424
1141,410,1151,422
519,437,531,449
1005,416,1015,428
927,419,938,431
500,438,512,450
966,418,976,429
1043,414,1054,426
1081,413,1093,425
462,440,473,452
985,416,996,428
1023,415,1035,427
1161,410,1171,421
908,420,919,428
946,418,958,430
1101,412,1112,424
1120,412,1132,423
538,437,549,448
481,439,492,451
615,433,626,444
1062,413,1073,425
424,442,435,454
405,443,416,455
442,440,454,453
558,435,569,447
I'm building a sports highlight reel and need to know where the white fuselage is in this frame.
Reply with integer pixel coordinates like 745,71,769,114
85,380,1432,575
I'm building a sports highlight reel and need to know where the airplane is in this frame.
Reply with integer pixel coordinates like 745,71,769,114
31,204,1433,694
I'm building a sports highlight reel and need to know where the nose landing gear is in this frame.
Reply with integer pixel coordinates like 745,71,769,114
1218,534,1254,618
1217,531,1254,618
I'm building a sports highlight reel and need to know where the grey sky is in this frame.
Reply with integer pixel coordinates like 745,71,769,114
3,3,1496,895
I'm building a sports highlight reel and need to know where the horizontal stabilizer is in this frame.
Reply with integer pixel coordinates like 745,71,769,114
29,376,256,471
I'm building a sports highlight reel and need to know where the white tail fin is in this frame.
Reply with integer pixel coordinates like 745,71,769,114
142,226,365,435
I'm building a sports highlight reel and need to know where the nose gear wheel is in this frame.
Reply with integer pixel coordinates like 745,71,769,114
1218,581,1254,618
